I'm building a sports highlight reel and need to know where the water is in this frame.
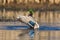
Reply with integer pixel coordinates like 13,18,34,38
0,10,60,26
0,10,60,40
0,30,31,40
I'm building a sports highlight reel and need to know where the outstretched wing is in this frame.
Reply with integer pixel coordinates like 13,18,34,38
16,16,39,38
17,16,39,29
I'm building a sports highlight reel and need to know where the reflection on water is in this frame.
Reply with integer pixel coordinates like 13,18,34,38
0,9,60,26
39,11,60,26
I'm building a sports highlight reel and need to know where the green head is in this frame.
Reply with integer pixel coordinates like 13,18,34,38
29,9,34,14
28,9,34,16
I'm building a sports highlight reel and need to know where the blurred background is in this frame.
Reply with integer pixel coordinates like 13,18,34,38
0,0,59,26
0,0,59,40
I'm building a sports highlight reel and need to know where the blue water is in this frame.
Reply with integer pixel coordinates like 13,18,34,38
0,25,60,30
0,25,60,38
39,26,60,30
